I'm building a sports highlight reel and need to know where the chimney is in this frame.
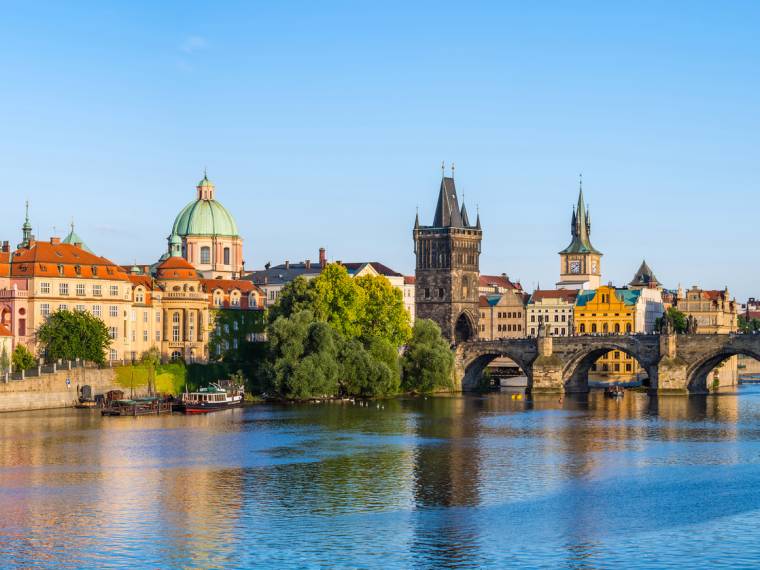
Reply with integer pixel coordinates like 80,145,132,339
284,260,290,270
319,247,326,268
50,237,61,245
1,241,8,252
305,259,311,269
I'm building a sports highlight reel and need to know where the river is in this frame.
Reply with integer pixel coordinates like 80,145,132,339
3,386,760,568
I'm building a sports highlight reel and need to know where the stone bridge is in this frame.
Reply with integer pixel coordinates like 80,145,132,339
454,332,760,394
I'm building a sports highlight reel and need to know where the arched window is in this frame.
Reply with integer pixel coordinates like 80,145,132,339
223,247,230,265
200,246,211,264
579,323,585,333
614,323,621,333
603,323,609,333
171,350,182,361
461,276,469,300
591,324,597,333
172,312,180,342
626,323,632,333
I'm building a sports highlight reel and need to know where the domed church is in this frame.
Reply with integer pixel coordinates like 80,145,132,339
169,172,244,279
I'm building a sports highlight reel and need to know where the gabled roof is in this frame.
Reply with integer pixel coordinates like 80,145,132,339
342,262,403,278
479,274,522,291
529,289,579,303
629,260,660,288
200,278,261,294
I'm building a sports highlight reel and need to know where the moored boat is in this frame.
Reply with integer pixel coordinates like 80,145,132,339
604,385,625,399
180,381,244,414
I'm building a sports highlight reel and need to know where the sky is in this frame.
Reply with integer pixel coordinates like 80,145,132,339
2,2,759,299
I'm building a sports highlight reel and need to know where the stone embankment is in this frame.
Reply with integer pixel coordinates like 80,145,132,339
0,365,120,413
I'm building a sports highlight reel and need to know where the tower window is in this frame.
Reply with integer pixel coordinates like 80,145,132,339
223,247,230,265
424,288,430,299
438,288,444,299
200,246,211,264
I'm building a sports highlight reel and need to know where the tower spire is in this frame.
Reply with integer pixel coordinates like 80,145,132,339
19,201,33,249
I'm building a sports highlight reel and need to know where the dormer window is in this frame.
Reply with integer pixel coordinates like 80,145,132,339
91,266,98,276
57,264,64,276
74,264,81,275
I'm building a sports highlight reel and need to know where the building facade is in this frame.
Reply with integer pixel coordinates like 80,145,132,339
526,289,578,337
557,180,602,290
478,289,527,340
413,169,482,342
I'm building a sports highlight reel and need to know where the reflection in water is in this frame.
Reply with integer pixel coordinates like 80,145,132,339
0,388,760,568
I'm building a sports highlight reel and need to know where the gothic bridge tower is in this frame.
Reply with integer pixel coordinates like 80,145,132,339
414,165,482,343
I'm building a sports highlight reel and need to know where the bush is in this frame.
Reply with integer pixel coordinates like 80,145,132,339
12,344,36,372
401,319,454,394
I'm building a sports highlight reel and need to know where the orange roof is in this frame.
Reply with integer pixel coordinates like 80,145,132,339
404,276,415,285
10,241,129,281
200,278,261,294
0,251,9,278
530,289,579,302
128,274,155,289
155,256,200,280
0,323,11,337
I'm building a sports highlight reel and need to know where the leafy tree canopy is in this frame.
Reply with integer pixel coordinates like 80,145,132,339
12,344,36,372
401,319,454,394
37,309,110,365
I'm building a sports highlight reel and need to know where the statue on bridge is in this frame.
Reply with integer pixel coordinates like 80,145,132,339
686,315,699,335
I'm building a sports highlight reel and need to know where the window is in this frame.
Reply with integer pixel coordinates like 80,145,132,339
156,311,161,323
531,315,535,322
76,283,86,296
614,363,620,372
40,282,50,294
143,330,148,342
59,283,69,296
155,330,161,342
200,246,211,264
626,323,632,333
233,338,238,349
93,305,102,317
75,304,85,312
554,315,559,322
59,304,68,311
626,363,632,372
438,288,444,298
110,349,118,361
614,351,621,359
93,285,102,297
223,247,230,265
562,315,566,322
131,330,136,341
233,320,239,331
131,310,136,322
109,305,118,317
424,288,430,299
110,285,119,297
109,327,118,340
136,290,144,303
172,312,180,342
231,295,240,306
41,304,50,318
143,311,148,323
215,294,224,307
92,266,99,276
614,323,621,333
57,264,64,276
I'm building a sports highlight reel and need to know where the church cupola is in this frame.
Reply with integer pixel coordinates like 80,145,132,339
18,201,34,249
196,170,216,201
557,175,603,290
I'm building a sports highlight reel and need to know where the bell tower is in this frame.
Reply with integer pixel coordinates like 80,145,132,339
413,164,482,343
557,176,602,290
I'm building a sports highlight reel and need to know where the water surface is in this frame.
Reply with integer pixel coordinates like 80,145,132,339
2,387,760,568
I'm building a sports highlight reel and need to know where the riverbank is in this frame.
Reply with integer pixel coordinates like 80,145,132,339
0,367,120,413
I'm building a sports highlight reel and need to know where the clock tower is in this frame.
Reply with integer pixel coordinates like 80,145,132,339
557,178,602,290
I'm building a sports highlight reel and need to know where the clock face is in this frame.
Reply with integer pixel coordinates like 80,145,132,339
569,260,581,274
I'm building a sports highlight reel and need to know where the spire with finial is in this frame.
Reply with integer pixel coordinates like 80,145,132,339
475,204,481,229
18,201,33,249
560,174,599,255
196,169,215,200
414,206,420,229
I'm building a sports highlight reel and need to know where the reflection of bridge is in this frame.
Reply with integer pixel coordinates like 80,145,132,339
455,332,760,394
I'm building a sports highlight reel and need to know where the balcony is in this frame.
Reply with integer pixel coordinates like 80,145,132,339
163,291,208,301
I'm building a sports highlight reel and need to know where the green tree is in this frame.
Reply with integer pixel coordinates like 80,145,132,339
140,348,161,395
267,310,341,399
267,276,314,324
655,307,688,334
37,309,110,364
401,319,454,394
739,315,760,333
355,274,412,346
0,345,10,374
309,264,366,338
12,344,36,372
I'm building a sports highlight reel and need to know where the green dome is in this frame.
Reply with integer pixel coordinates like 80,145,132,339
171,198,239,237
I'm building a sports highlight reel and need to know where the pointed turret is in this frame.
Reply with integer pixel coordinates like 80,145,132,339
475,210,481,230
432,175,464,227
460,202,470,227
559,178,600,255
414,210,420,230
18,201,34,249
629,259,660,289
62,220,93,253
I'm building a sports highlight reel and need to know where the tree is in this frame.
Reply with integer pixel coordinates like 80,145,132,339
140,348,161,395
739,315,760,333
401,319,454,394
355,274,411,346
309,264,366,338
655,307,688,334
12,344,36,372
37,309,111,365
267,276,314,324
0,345,10,374
267,310,341,399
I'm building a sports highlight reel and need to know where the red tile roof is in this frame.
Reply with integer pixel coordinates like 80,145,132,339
530,289,579,303
200,278,261,294
479,274,522,291
404,276,415,285
10,241,129,281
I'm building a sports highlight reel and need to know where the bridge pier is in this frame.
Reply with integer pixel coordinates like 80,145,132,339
655,332,689,394
530,334,564,394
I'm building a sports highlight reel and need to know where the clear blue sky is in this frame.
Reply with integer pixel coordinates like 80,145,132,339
2,2,759,299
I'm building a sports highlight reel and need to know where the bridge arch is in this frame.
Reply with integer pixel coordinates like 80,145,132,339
687,345,760,393
454,311,477,343
458,342,536,392
561,339,659,393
